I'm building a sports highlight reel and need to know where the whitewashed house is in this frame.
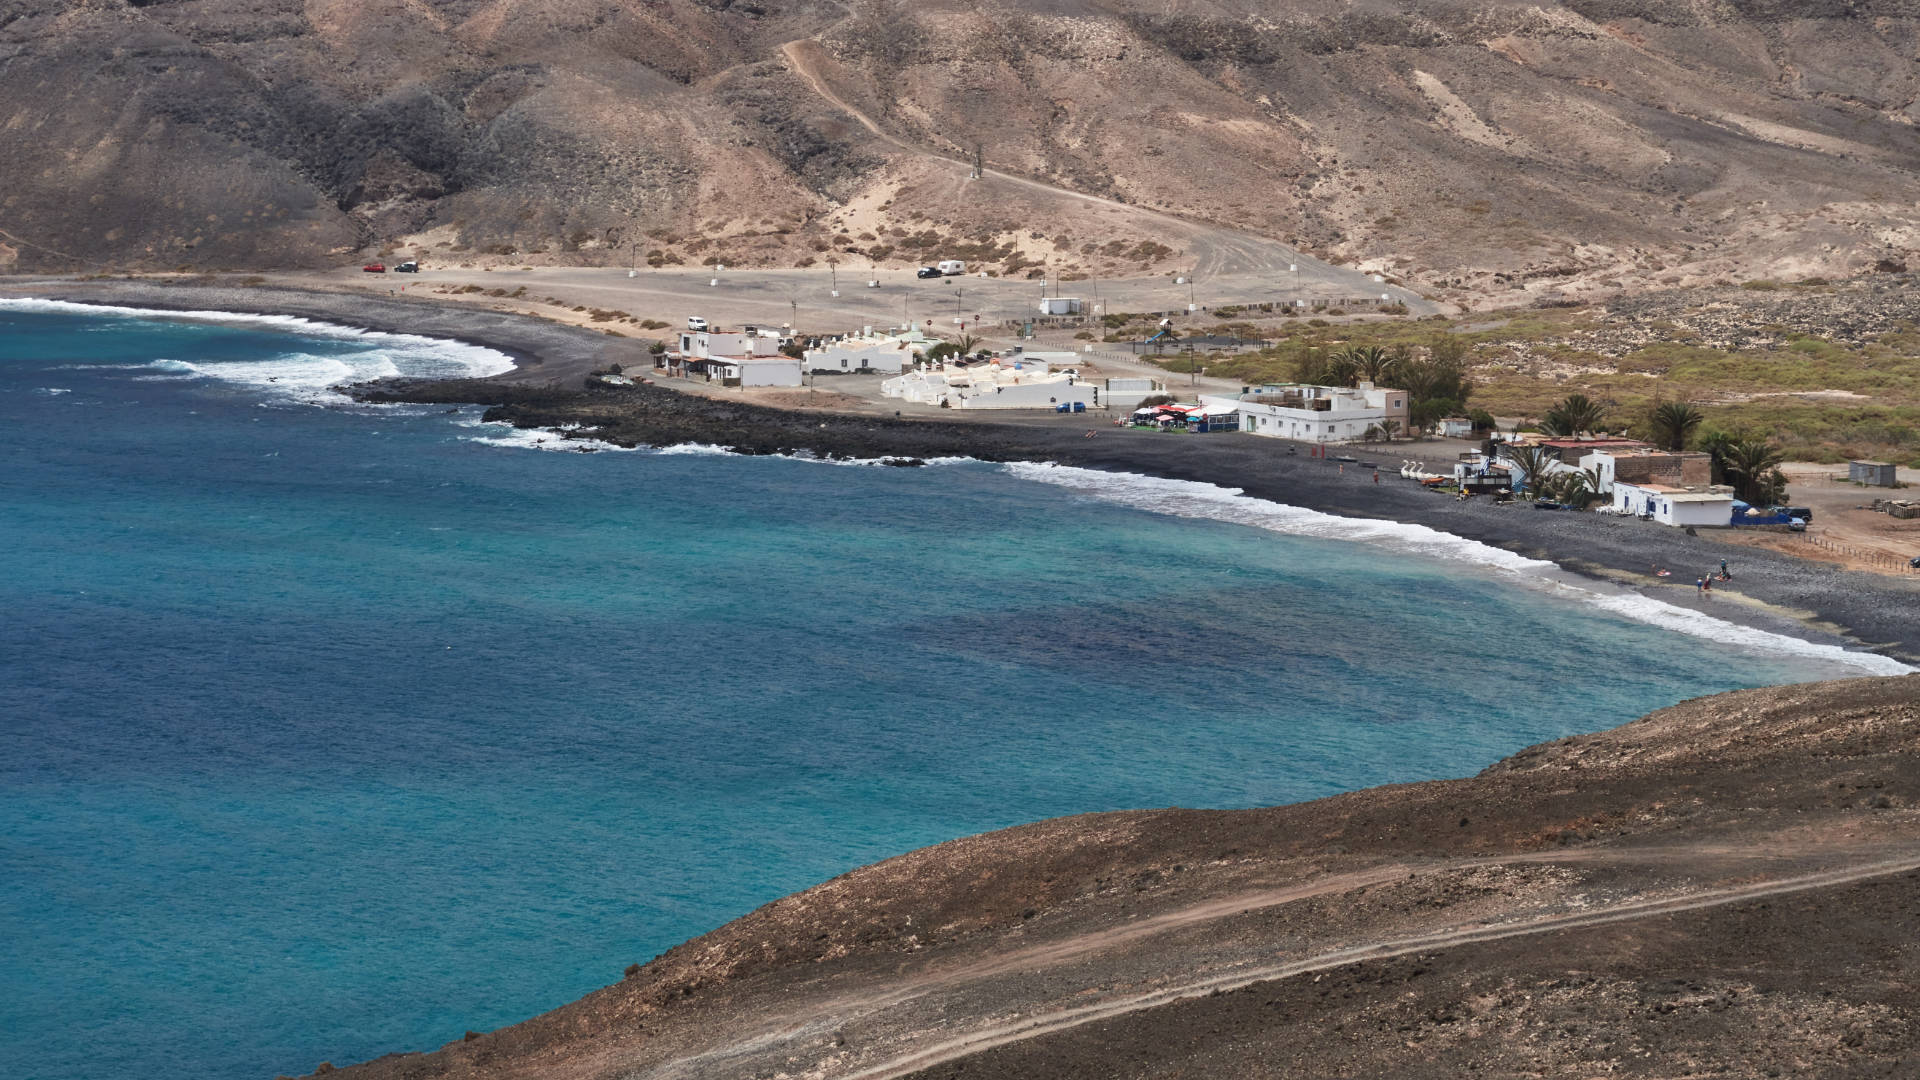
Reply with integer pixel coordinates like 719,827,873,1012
667,328,801,386
804,330,916,375
1612,480,1735,527
1208,382,1409,443
881,358,1098,410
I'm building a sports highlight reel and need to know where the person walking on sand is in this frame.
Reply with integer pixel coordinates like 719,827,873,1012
1696,576,1706,596
1372,470,1380,484
1719,558,1731,580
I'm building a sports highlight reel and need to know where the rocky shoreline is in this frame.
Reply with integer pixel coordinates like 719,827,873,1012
7,277,1918,665
360,373,1920,668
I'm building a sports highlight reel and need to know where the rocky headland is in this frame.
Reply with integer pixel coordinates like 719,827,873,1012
307,673,1920,1079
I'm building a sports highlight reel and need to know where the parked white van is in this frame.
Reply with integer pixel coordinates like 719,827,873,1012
687,316,709,331
936,260,966,276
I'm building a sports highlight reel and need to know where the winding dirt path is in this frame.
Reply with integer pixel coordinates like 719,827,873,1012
838,851,1920,1079
629,841,1920,1080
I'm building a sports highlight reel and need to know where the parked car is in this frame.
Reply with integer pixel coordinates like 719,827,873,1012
394,261,419,273
1785,507,1813,522
1910,555,1920,569
687,316,708,331
361,263,385,273
916,267,941,279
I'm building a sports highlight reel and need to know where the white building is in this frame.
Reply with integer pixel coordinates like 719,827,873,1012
881,358,1099,410
803,330,917,374
1612,481,1735,527
683,355,802,387
667,327,801,386
1037,297,1084,315
1206,382,1409,443
1104,376,1166,412
1437,417,1475,438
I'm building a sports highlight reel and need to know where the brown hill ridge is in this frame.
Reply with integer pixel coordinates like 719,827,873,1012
5,1,1920,299
312,672,1920,1080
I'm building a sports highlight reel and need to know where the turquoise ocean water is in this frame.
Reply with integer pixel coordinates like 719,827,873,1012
0,301,1899,1080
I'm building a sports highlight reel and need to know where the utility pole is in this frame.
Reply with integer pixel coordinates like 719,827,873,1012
971,143,983,180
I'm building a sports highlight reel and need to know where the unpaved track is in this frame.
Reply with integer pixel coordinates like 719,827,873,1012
837,851,1920,1080
779,40,1425,302
629,842,1920,1080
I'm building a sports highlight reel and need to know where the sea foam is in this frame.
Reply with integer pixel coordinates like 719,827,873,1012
1001,462,1913,677
0,297,514,404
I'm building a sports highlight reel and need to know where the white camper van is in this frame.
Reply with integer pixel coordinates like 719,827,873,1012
936,260,966,276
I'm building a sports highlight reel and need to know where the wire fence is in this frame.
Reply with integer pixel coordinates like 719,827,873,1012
1794,531,1919,572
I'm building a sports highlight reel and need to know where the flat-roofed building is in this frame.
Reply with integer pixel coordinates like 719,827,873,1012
1210,382,1409,443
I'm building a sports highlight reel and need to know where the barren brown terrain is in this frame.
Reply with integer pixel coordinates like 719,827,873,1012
6,0,1920,305
309,674,1920,1080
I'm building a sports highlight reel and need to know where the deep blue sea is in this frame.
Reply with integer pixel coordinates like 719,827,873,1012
1,300,1901,1080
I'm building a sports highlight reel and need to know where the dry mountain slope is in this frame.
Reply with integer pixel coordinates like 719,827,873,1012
4,0,1920,296
317,673,1920,1080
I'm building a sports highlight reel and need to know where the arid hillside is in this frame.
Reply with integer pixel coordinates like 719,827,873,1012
4,0,1920,297
305,673,1920,1080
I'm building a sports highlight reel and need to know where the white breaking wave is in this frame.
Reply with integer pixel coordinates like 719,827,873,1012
1002,462,1913,677
1,297,515,404
454,417,640,453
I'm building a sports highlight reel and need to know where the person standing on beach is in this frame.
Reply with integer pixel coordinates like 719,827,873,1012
1696,576,1706,596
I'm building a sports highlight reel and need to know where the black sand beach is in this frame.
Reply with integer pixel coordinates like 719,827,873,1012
8,277,1919,665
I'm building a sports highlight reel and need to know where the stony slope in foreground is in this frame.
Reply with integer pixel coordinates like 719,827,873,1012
314,673,1920,1080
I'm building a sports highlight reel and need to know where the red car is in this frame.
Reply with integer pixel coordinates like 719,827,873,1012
362,263,386,273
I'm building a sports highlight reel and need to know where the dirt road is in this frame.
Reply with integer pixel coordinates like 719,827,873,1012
626,836,1920,1080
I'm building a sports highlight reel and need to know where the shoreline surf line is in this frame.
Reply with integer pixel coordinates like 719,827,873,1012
9,284,1914,669
1002,462,1911,678
448,412,1912,677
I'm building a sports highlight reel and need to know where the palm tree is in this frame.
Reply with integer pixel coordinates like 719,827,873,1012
1323,350,1360,388
1506,443,1561,493
1648,401,1704,451
1550,467,1605,509
1697,428,1739,484
1542,393,1607,437
1723,438,1785,504
1378,418,1402,442
1349,345,1397,384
